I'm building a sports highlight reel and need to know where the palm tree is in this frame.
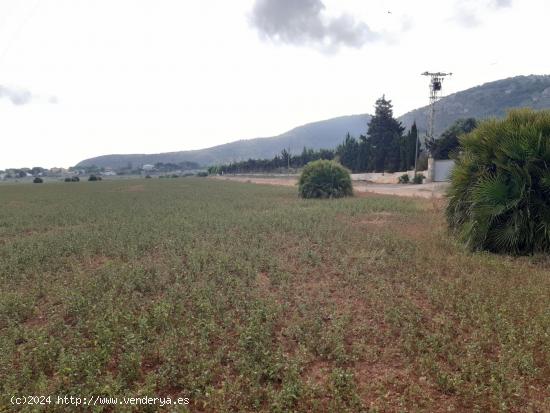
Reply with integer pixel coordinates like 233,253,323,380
447,109,550,254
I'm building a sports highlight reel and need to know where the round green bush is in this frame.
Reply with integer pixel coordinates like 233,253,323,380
298,160,353,199
447,109,550,254
33,177,43,184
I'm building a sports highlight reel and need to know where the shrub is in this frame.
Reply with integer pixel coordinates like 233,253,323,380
412,174,425,184
33,177,43,184
298,160,353,199
447,109,550,254
398,174,410,184
64,177,72,182
196,171,208,177
88,175,101,181
145,175,152,179
65,176,80,182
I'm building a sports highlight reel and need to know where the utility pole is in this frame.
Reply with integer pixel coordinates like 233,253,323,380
420,71,452,180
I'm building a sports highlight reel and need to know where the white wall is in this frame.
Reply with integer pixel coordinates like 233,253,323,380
433,160,455,182
351,170,428,184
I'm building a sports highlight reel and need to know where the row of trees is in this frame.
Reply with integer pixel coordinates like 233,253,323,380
207,147,335,175
210,96,478,175
336,97,423,173
211,96,423,174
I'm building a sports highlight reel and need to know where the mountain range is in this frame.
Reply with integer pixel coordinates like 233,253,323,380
77,75,550,168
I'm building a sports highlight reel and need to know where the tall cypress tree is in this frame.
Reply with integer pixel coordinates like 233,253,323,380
366,96,405,172
408,122,419,169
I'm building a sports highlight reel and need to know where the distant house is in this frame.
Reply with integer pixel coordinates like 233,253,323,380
142,164,155,172
49,167,68,174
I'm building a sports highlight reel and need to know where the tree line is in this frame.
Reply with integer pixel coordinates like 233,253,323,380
209,95,478,175
207,147,336,175
211,96,420,174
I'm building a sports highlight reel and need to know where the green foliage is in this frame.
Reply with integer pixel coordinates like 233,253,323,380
88,175,102,181
214,101,419,176
153,161,200,172
398,174,410,184
400,121,419,171
214,147,335,174
447,109,550,254
298,160,353,199
366,95,405,172
196,171,208,177
426,118,478,160
336,133,359,172
33,177,43,184
65,176,80,182
412,174,425,185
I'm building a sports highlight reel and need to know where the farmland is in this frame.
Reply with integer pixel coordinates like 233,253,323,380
0,178,549,412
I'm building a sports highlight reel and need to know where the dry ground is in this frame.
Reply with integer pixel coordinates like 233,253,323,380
212,175,449,199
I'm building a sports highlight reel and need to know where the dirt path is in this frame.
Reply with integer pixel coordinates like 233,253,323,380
211,175,449,198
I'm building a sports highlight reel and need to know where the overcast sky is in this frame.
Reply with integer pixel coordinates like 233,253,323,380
1,0,548,169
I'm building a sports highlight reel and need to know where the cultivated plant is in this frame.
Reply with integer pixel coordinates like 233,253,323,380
298,160,353,199
447,109,550,254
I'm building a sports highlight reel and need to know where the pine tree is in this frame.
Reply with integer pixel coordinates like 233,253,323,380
366,96,405,172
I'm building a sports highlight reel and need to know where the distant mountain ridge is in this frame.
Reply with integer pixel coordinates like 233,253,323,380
77,114,370,168
76,75,550,168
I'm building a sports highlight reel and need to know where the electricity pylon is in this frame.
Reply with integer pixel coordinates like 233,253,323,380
418,71,452,179
421,71,452,142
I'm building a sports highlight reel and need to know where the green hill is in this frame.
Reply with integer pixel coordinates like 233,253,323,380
76,75,550,168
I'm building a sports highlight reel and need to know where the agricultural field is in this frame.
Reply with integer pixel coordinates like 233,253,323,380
0,178,549,412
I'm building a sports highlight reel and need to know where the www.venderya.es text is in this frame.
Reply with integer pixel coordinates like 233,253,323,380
10,395,190,407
